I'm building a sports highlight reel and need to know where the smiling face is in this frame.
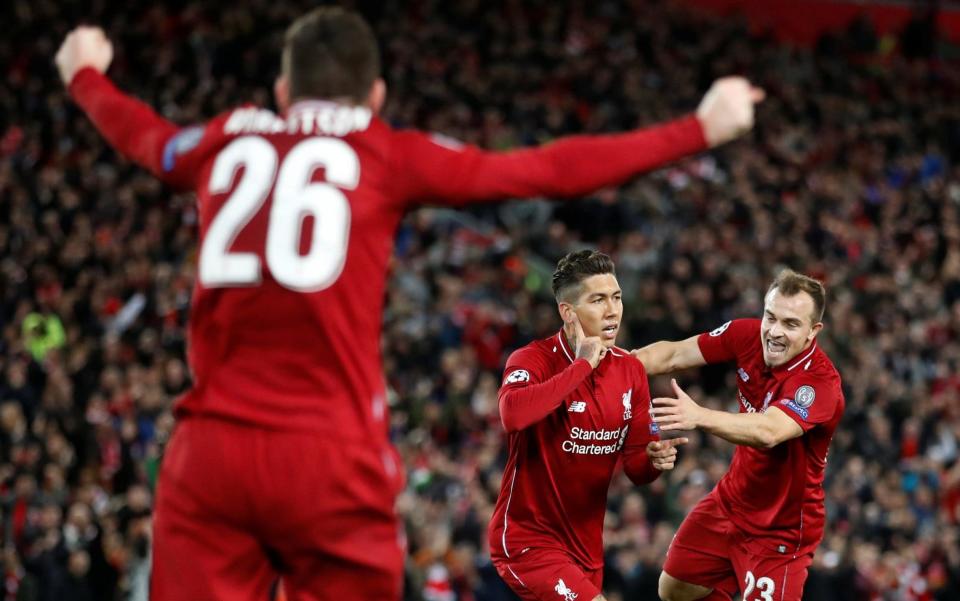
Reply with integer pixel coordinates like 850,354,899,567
760,287,823,367
558,273,623,348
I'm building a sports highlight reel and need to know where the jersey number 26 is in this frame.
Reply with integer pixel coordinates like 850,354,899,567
199,136,357,292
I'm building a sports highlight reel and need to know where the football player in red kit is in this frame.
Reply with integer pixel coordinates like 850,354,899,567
55,8,762,600
632,270,844,601
489,251,688,601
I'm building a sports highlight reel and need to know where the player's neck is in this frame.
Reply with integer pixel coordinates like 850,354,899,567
288,97,359,111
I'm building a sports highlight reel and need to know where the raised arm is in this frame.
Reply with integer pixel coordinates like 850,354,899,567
499,317,604,433
498,360,592,433
56,27,203,190
396,78,763,206
631,335,707,375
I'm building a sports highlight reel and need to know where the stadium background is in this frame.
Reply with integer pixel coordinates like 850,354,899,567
4,0,960,599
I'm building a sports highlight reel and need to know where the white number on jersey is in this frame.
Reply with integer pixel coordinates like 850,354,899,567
743,570,775,601
200,136,358,291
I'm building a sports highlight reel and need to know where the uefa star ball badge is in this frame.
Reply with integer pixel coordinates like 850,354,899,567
794,385,816,408
505,369,530,384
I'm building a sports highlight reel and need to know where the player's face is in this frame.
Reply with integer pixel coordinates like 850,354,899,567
760,288,823,367
570,274,623,348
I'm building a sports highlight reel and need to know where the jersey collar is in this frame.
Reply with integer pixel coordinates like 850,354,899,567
771,341,818,375
555,330,622,364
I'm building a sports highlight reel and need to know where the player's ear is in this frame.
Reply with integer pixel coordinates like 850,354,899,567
367,78,386,114
808,321,823,341
557,302,573,324
274,76,290,113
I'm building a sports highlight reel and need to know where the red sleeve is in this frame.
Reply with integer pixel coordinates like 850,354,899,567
622,362,661,485
697,318,760,364
68,68,226,191
393,115,706,207
498,346,593,433
771,372,843,432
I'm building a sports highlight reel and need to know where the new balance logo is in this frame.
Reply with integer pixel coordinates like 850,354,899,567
568,401,587,413
738,368,750,382
555,579,578,600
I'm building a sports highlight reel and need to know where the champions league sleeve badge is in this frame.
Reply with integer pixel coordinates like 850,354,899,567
709,321,732,337
794,385,816,408
504,369,530,384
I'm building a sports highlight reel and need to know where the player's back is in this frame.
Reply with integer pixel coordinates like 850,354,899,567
178,101,406,442
68,65,713,442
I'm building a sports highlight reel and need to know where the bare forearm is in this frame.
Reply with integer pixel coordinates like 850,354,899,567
699,409,780,448
635,337,706,374
632,341,679,375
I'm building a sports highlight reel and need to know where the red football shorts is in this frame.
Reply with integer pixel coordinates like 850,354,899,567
663,493,813,601
493,548,602,601
150,416,405,601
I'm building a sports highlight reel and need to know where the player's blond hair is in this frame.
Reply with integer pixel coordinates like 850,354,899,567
768,269,826,324
283,7,380,104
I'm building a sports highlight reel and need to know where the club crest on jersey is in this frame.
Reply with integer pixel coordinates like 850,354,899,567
162,126,204,172
622,389,633,420
794,385,816,408
504,369,530,384
709,321,732,337
555,578,578,600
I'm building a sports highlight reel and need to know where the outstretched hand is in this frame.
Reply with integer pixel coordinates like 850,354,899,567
650,379,706,432
696,76,765,148
646,437,689,471
56,26,114,86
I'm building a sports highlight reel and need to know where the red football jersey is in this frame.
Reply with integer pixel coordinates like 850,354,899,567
696,318,844,555
488,331,660,570
68,67,706,443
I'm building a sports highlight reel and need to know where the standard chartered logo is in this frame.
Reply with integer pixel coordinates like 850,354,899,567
561,426,630,455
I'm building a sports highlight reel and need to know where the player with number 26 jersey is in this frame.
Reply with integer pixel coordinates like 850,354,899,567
67,77,709,444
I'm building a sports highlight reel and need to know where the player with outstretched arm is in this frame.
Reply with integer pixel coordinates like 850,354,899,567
632,270,845,601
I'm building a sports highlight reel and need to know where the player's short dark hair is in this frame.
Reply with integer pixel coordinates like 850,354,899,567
768,269,826,324
552,250,616,303
283,7,380,104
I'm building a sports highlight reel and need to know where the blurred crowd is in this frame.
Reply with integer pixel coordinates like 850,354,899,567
3,1,960,600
